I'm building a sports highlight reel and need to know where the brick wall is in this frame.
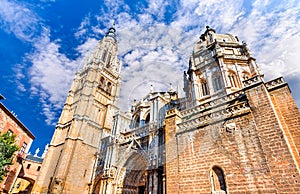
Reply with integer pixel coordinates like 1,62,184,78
165,81,300,194
269,84,300,171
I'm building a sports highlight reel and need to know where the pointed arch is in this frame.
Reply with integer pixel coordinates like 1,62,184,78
132,114,140,128
241,71,250,81
99,76,106,89
106,82,112,94
114,144,149,194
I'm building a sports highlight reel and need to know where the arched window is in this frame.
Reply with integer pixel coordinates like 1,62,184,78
201,80,209,96
228,72,238,88
106,82,112,94
132,115,140,128
99,77,105,89
210,166,227,194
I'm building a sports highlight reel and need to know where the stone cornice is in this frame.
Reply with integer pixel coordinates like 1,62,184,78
56,121,72,129
177,100,250,134
180,90,246,118
73,114,102,129
177,90,250,133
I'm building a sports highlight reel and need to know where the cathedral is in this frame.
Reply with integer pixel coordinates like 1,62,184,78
32,26,300,194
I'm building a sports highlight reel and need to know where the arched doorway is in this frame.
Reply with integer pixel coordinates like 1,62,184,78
120,151,148,194
210,166,227,194
10,177,35,194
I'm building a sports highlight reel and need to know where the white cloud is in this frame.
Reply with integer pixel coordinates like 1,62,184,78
75,15,91,38
229,0,300,83
114,20,194,110
0,0,42,42
29,36,77,105
12,64,27,93
3,0,300,125
26,34,80,124
0,0,89,125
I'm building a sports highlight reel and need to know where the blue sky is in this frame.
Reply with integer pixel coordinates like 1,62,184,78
1,0,300,155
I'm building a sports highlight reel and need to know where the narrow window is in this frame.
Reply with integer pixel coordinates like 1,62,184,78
106,53,112,68
201,80,209,96
210,166,227,193
228,74,238,87
101,50,107,62
26,164,31,169
213,76,222,92
37,166,41,171
209,33,213,42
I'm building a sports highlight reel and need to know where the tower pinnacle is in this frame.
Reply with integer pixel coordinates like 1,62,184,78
105,26,116,41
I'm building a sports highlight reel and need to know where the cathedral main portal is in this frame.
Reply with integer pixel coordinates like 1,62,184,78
121,151,148,194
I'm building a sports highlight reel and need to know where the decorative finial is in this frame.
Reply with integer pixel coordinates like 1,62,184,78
42,144,49,158
204,26,216,33
169,83,174,92
34,148,40,157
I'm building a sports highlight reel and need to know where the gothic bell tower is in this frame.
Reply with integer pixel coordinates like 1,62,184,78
32,27,122,194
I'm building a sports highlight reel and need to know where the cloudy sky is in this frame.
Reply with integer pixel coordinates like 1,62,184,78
1,0,300,154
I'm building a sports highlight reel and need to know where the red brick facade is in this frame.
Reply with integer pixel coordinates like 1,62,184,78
165,76,300,193
0,102,35,193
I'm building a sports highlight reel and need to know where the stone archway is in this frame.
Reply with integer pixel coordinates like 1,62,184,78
10,177,35,194
117,151,148,194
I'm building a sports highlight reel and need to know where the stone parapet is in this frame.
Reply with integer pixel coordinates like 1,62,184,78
265,76,287,91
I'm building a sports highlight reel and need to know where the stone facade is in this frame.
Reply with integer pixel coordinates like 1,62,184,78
33,26,300,194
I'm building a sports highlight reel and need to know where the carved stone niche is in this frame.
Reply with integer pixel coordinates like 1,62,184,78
50,177,65,193
225,123,236,133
